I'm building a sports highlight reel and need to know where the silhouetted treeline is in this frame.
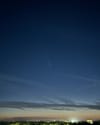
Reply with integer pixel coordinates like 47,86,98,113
0,121,100,125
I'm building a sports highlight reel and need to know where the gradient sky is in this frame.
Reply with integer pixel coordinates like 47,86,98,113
0,0,100,121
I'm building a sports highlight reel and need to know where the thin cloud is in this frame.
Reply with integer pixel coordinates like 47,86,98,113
0,73,49,90
55,71,100,83
55,96,76,105
55,72,100,89
0,73,71,97
0,101,100,111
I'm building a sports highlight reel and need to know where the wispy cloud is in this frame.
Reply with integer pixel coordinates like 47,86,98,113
55,72,100,89
0,73,49,90
56,72,100,83
0,73,38,86
0,100,100,111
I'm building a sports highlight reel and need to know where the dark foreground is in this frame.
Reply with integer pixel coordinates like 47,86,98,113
0,121,100,125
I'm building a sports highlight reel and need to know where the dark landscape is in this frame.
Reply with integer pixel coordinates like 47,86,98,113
0,121,100,125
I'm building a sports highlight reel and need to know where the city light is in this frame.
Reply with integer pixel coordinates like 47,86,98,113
69,118,79,123
86,120,93,124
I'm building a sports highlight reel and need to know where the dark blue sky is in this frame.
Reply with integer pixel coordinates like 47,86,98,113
0,0,100,106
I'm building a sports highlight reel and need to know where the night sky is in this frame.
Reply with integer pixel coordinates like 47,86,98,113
0,0,100,121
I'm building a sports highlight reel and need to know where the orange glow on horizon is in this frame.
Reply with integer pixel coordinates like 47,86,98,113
0,108,100,121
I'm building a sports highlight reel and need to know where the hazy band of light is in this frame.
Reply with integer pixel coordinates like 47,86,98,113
0,108,100,121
